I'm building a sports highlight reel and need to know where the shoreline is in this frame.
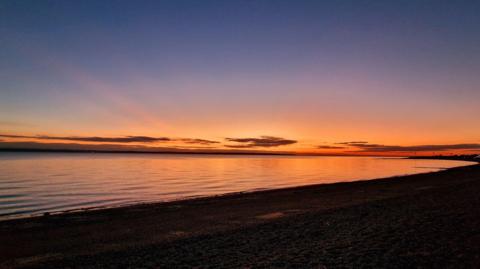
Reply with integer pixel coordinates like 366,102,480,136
1,163,480,267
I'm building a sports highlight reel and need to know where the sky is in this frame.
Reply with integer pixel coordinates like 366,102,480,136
1,0,480,156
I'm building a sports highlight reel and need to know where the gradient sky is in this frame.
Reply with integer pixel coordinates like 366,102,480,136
1,0,480,155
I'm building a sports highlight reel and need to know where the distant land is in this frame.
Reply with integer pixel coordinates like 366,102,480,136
408,154,480,163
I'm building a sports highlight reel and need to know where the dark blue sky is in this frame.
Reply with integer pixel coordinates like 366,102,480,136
3,0,480,76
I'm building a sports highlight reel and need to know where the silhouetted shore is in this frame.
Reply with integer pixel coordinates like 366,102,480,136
409,154,480,163
1,163,479,268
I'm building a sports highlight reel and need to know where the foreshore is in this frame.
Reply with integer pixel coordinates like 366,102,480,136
1,163,480,268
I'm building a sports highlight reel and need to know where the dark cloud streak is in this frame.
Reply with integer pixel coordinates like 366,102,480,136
0,134,220,145
179,138,219,145
317,145,346,149
225,136,297,148
335,141,369,145
0,134,170,143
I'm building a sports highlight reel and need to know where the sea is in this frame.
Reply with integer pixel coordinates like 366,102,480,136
0,152,473,220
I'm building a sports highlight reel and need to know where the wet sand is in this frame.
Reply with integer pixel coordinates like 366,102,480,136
1,164,479,268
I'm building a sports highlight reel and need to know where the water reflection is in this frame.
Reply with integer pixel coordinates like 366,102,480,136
0,153,473,219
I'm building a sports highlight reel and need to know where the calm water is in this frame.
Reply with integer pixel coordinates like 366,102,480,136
0,153,473,220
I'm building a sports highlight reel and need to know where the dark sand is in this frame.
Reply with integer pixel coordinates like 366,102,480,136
1,164,480,268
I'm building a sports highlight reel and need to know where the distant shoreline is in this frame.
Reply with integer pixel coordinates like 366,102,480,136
408,154,480,163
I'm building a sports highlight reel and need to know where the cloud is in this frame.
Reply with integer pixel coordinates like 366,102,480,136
0,141,175,151
335,141,369,145
50,135,171,143
0,134,171,143
347,143,480,152
179,138,220,145
0,134,221,145
317,145,346,149
224,144,259,149
225,136,297,148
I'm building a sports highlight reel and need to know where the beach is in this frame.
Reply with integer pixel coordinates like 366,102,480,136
1,163,479,268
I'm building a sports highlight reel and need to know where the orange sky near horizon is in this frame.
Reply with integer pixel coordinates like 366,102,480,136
0,132,479,157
